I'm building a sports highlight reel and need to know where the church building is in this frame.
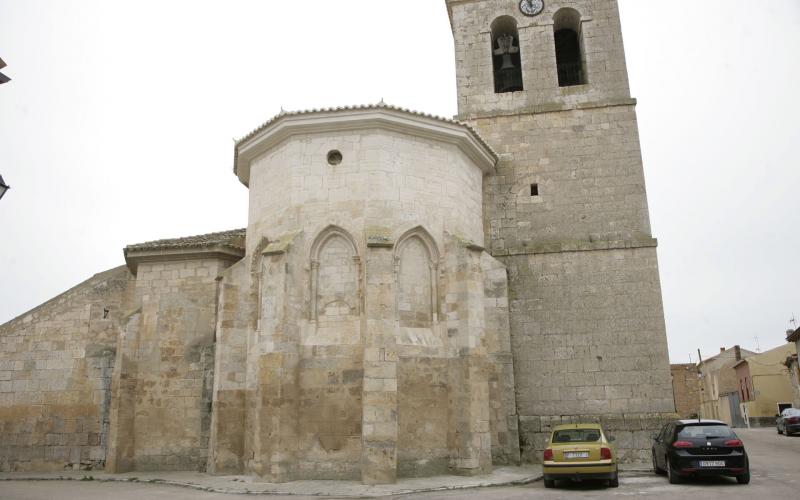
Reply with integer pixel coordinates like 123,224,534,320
0,1,675,484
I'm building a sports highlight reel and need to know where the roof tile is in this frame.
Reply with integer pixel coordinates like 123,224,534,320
125,228,246,253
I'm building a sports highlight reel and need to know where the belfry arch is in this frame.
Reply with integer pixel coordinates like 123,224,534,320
553,8,587,86
491,16,524,93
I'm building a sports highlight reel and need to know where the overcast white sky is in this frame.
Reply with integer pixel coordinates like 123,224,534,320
1,0,798,363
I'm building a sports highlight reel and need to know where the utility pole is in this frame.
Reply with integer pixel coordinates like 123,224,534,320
696,348,705,419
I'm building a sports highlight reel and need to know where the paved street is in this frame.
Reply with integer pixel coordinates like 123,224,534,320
1,429,797,499
400,429,800,500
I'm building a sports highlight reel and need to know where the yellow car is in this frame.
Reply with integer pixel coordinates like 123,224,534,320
543,423,619,488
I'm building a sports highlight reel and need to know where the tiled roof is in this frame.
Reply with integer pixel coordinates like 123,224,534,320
233,102,497,175
125,229,246,253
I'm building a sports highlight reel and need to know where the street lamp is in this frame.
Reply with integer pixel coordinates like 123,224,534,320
0,175,10,200
0,57,10,84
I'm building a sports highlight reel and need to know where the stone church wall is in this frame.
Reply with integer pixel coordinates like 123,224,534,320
397,357,450,477
507,247,674,462
448,0,632,120
245,130,487,257
477,105,653,252
207,259,253,474
471,106,677,463
106,258,226,472
0,266,129,472
447,0,679,462
481,253,520,465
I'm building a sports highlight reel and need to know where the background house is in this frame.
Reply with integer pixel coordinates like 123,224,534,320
697,346,756,426
671,363,701,418
734,344,796,427
785,327,800,408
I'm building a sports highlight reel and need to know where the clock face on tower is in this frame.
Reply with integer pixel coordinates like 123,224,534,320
519,0,544,17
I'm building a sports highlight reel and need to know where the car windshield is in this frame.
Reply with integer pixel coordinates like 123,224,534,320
552,429,602,443
782,408,800,417
677,424,735,439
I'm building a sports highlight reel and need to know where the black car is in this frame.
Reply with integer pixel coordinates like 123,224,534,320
776,408,800,435
651,419,749,485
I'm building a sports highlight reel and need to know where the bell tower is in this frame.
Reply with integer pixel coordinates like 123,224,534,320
445,0,677,463
447,0,633,120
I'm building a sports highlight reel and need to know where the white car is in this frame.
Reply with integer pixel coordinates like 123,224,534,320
776,408,800,436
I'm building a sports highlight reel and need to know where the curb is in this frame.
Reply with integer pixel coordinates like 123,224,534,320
0,472,544,498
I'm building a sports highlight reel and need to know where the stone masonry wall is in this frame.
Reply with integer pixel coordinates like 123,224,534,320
207,259,254,474
506,247,675,462
296,344,363,480
447,0,632,120
0,267,129,472
397,357,450,477
477,105,654,253
246,130,486,257
106,259,227,472
671,364,701,419
447,0,677,463
481,253,520,465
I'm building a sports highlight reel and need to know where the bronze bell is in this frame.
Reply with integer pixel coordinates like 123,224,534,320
495,34,519,70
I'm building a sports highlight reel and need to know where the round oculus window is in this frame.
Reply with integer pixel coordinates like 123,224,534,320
327,150,343,165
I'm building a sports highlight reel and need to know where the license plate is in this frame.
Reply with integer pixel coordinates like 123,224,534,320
565,452,590,459
699,461,726,467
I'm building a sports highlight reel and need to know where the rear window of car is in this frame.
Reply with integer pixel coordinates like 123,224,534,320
676,424,735,439
782,408,800,417
552,429,602,443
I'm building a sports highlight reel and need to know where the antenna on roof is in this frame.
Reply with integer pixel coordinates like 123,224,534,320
754,336,761,353
791,314,797,329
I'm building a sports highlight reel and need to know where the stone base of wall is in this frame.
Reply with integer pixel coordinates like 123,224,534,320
746,417,778,429
519,412,678,464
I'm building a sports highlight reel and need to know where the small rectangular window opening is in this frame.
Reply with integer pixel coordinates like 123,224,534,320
530,184,539,196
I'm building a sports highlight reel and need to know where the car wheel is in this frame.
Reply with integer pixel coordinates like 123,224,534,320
667,460,681,484
544,479,555,489
609,472,619,488
652,451,663,475
736,472,750,484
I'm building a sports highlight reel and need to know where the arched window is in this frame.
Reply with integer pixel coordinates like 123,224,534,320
491,16,523,93
394,227,440,328
309,226,360,322
553,8,586,87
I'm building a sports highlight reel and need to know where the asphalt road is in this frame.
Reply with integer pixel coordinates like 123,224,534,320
1,428,797,499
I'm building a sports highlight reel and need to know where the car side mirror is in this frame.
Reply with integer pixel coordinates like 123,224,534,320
608,436,616,442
